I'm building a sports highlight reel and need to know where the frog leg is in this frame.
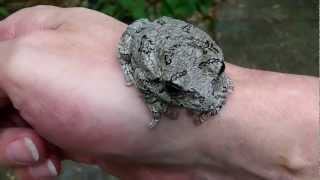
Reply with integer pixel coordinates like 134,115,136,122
148,111,161,129
192,111,216,125
146,100,168,129
198,113,210,124
118,36,135,86
121,64,134,86
163,106,179,120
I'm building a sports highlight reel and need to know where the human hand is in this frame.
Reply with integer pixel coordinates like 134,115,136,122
0,6,318,180
0,98,60,179
0,5,211,179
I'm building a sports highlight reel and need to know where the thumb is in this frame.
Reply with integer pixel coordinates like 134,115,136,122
0,5,64,41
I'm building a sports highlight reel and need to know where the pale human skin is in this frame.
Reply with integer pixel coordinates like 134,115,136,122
0,6,318,180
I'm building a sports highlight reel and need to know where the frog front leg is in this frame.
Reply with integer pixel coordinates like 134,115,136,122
121,64,135,86
118,34,135,86
190,110,216,125
145,100,168,128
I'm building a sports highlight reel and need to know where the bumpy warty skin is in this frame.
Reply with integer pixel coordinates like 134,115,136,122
118,17,233,128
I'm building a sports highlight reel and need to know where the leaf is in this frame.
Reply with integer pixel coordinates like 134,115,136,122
197,0,214,15
164,0,179,9
0,7,8,17
101,5,117,15
164,0,197,18
160,0,174,16
199,4,209,14
118,0,146,19
131,0,146,19
118,0,133,8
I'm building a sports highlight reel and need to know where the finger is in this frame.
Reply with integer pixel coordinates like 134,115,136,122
15,155,61,180
0,128,47,167
0,5,64,41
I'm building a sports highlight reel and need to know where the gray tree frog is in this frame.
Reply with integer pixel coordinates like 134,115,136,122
118,17,233,128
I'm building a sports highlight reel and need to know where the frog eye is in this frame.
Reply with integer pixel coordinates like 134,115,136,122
218,62,225,76
165,82,182,96
152,78,161,83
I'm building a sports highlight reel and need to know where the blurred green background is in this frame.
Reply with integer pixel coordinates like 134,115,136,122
0,0,318,180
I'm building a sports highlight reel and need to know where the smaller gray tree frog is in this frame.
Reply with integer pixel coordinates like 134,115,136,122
118,17,233,128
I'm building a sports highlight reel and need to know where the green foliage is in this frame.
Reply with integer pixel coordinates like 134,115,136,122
89,0,215,23
163,0,198,17
0,7,8,17
0,0,217,24
0,6,8,19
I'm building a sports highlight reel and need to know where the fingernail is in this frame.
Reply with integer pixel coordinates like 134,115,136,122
48,160,58,176
6,137,39,164
29,159,58,178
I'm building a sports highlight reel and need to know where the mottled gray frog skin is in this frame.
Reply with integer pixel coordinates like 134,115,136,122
118,17,233,128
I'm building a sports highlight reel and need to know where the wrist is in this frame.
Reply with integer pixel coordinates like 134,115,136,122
197,65,318,179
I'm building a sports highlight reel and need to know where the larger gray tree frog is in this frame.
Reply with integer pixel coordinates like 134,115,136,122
118,17,233,128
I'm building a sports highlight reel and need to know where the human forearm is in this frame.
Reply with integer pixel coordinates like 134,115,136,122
197,64,318,179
